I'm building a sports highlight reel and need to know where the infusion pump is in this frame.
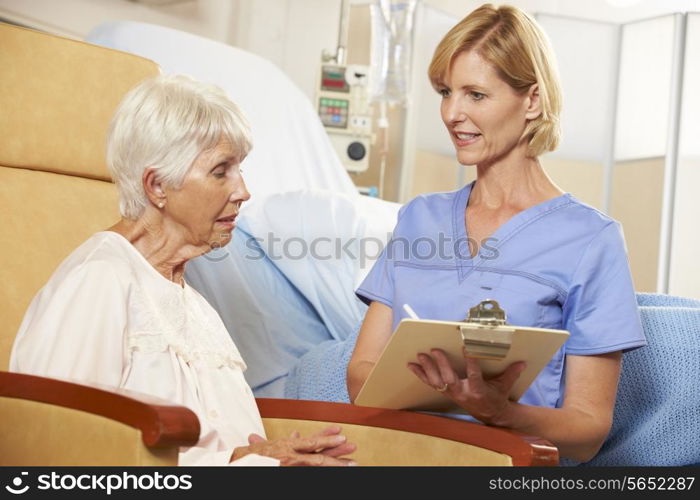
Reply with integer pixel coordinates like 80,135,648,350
317,64,373,173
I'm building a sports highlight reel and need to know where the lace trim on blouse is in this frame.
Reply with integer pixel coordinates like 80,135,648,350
125,279,245,370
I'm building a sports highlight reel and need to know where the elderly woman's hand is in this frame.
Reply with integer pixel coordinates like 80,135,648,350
230,424,357,466
407,348,526,425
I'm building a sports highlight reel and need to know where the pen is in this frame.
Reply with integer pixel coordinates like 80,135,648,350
402,303,420,320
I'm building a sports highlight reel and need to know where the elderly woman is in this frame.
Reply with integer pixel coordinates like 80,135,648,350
10,74,355,466
347,4,646,463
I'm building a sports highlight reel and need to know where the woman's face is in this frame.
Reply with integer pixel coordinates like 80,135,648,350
438,50,535,167
162,138,250,251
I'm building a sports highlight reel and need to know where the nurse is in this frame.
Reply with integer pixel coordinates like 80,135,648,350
347,4,646,463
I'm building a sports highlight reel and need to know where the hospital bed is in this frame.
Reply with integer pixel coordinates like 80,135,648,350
0,20,557,466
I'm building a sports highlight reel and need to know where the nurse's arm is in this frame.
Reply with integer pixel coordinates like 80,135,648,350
493,352,622,463
347,301,394,402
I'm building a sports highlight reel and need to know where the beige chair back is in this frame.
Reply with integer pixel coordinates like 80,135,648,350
0,23,160,368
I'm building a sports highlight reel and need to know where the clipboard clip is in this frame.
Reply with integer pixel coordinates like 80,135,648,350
460,300,512,360
465,299,507,326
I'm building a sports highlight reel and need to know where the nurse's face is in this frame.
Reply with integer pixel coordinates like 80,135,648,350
438,50,536,167
162,138,250,251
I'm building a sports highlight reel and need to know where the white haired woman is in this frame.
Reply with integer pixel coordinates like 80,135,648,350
10,74,356,466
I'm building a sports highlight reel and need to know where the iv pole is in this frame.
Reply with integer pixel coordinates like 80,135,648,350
323,0,351,66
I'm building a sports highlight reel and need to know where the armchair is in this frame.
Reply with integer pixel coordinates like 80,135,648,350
0,21,193,466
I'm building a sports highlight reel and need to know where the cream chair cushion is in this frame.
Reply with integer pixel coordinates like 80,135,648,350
0,23,160,369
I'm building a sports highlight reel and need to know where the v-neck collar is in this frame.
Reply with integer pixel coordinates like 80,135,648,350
452,181,573,282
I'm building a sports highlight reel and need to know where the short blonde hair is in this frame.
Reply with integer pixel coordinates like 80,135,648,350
428,4,561,157
107,74,252,220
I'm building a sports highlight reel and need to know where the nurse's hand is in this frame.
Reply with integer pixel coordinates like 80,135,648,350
231,425,357,466
407,349,526,425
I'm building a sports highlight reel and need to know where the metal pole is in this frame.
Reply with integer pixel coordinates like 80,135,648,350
602,23,623,214
336,0,351,65
657,13,687,294
397,1,421,202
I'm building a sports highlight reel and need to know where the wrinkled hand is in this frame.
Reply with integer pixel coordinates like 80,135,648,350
231,425,357,466
407,348,526,425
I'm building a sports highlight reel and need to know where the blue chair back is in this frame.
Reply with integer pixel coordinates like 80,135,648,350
585,293,700,466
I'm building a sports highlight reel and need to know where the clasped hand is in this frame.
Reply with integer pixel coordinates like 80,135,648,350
407,348,526,425
231,424,357,466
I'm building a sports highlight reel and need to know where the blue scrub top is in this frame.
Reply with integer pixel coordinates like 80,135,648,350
356,181,646,412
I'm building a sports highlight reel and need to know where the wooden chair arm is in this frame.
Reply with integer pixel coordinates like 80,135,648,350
256,398,558,466
0,371,199,448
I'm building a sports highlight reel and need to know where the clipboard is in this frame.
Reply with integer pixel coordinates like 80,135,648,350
354,300,569,412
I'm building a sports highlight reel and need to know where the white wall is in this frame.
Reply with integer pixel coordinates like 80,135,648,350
614,15,676,161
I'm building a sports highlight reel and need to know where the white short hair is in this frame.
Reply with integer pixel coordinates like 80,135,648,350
106,74,252,219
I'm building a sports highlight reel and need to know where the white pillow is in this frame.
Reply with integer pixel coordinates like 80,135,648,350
239,189,401,339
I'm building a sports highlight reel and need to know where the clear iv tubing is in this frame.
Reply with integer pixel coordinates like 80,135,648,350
378,101,389,199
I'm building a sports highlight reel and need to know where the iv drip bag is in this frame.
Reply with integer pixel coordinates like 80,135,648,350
369,0,419,104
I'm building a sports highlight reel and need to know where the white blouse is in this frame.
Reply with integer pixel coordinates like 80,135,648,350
10,232,277,466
